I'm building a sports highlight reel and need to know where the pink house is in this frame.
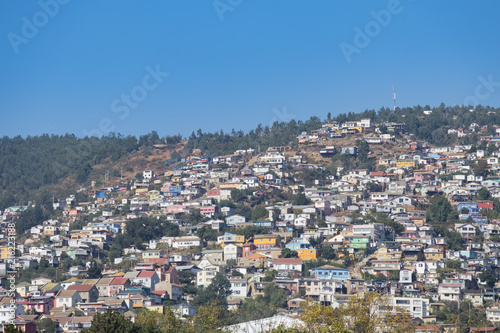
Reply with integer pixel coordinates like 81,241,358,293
26,296,54,314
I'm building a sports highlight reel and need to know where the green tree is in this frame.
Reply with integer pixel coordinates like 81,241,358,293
191,273,232,309
37,318,58,333
280,248,299,258
263,282,287,309
356,139,370,164
292,193,311,205
3,325,23,333
426,195,458,223
235,226,268,240
81,311,141,333
108,243,122,263
87,260,102,279
479,270,497,288
230,189,245,202
252,205,268,221
477,187,491,200
320,245,336,260
135,308,185,333
474,160,489,178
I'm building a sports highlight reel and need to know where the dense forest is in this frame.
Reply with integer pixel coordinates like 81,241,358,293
2,103,500,211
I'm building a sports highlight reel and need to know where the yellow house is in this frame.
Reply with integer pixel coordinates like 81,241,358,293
218,234,245,248
297,248,317,260
149,190,160,201
0,246,10,260
375,247,402,260
395,160,416,168
235,235,245,247
171,176,182,184
424,246,445,260
253,234,279,249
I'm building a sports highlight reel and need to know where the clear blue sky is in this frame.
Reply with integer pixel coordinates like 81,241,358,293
1,0,500,138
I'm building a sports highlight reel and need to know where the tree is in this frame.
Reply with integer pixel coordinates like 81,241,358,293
320,245,336,260
192,301,227,333
292,193,311,205
37,318,58,333
235,226,268,240
191,273,232,309
87,260,102,279
474,160,489,178
39,257,50,270
479,270,497,288
81,311,141,333
230,189,245,202
263,282,287,309
108,243,122,264
356,139,371,164
252,205,268,221
426,195,458,223
301,293,416,333
135,308,184,333
477,187,491,200
3,325,23,333
281,248,299,258
308,235,324,250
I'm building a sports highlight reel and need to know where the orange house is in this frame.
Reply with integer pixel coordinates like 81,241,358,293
253,234,280,249
297,248,317,260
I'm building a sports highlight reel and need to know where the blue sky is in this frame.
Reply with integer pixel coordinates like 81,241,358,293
1,0,500,138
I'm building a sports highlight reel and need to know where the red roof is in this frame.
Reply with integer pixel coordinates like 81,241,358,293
110,277,129,285
274,258,303,264
138,270,156,278
369,172,385,176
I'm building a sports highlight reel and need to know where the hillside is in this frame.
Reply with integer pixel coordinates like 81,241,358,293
2,103,500,210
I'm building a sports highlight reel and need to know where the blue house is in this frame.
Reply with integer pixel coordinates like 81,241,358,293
310,265,350,280
286,238,312,251
457,202,479,214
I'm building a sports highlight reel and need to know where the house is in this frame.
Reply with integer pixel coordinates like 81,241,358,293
438,283,461,302
310,266,350,280
95,278,114,297
197,264,222,287
134,271,160,291
224,244,242,261
226,215,247,226
66,284,99,303
55,290,82,308
273,258,303,273
455,223,476,240
424,246,445,260
297,248,317,260
253,234,280,249
229,277,247,297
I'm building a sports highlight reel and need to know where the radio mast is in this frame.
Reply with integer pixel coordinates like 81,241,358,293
393,86,396,111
